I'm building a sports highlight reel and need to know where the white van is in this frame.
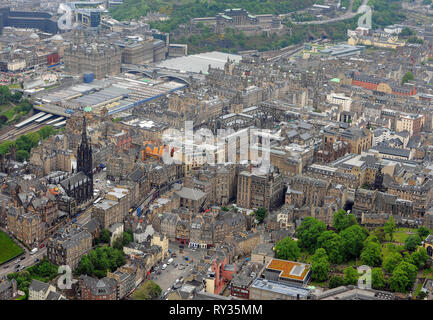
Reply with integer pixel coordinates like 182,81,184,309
167,258,173,265
162,264,167,270
30,248,38,255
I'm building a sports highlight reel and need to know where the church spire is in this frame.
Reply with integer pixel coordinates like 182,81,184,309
82,115,87,140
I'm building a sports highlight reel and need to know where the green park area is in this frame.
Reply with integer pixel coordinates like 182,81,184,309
0,85,31,127
275,210,433,297
0,230,24,265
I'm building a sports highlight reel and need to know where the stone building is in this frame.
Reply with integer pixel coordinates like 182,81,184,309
237,165,284,212
322,127,373,154
78,275,118,300
0,279,17,300
7,207,45,247
63,43,121,79
285,175,330,208
60,116,94,204
46,226,92,270
352,189,414,222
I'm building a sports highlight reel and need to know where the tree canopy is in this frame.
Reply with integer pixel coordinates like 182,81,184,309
404,234,422,252
254,207,267,223
131,280,162,300
296,217,326,253
343,266,359,286
360,241,382,267
383,252,403,273
316,230,343,264
333,209,357,232
275,237,300,261
311,248,330,282
371,267,386,290
75,246,125,278
329,275,345,289
340,225,369,260
384,215,396,241
417,226,430,239
389,260,417,292
401,71,415,85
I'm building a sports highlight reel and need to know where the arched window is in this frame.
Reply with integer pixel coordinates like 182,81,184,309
427,246,433,257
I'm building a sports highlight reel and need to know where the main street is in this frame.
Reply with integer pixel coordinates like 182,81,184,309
0,240,47,279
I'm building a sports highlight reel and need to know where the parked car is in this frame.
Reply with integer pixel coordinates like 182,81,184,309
34,258,39,263
15,264,20,269
20,256,25,260
3,265,8,269
161,264,167,270
39,243,45,248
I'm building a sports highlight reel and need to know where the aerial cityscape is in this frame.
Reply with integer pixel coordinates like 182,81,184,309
0,0,433,307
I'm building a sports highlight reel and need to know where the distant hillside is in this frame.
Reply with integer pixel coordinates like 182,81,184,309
110,0,317,31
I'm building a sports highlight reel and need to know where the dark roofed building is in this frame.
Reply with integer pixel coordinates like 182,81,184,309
78,275,118,300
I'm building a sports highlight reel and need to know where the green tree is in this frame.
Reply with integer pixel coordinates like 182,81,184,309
340,225,369,260
404,234,422,252
333,209,357,232
401,71,414,84
254,207,267,223
296,217,326,253
100,229,111,243
11,91,22,103
417,226,430,239
37,126,55,140
122,231,133,246
384,215,396,241
360,241,382,267
389,267,410,292
329,275,345,289
401,261,418,284
343,266,359,285
408,248,429,269
371,227,386,243
371,267,386,290
275,237,300,261
311,248,330,282
132,280,162,300
76,255,94,275
112,237,124,250
317,230,343,264
383,252,403,273
16,150,30,162
0,85,12,104
400,27,414,37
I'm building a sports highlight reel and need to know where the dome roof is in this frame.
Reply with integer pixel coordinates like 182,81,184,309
50,34,64,41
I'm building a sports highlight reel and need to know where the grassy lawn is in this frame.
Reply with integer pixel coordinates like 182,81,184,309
0,230,24,264
381,242,404,261
392,227,416,244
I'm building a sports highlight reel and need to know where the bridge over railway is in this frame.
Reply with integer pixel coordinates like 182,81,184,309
121,64,204,85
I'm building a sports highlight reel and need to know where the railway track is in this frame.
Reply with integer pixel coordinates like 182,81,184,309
0,121,49,142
